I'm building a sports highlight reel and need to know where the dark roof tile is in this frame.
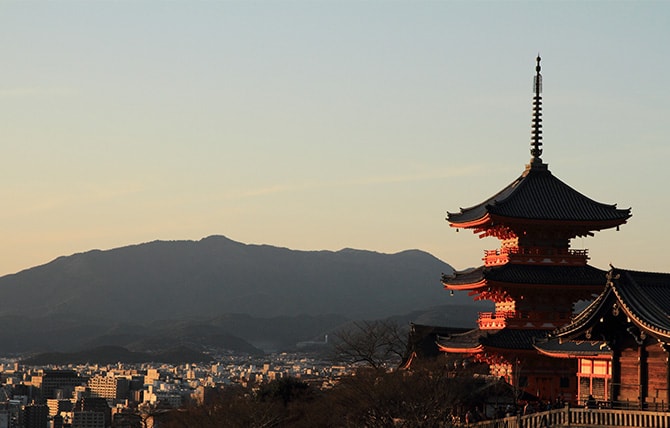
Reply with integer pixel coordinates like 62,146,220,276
437,328,550,351
481,328,550,350
534,337,611,356
555,267,670,340
448,167,631,226
443,264,607,287
611,269,670,335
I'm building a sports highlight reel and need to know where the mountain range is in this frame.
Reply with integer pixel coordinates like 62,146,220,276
0,235,484,357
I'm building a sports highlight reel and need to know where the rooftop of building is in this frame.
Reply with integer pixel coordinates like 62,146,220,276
554,266,670,341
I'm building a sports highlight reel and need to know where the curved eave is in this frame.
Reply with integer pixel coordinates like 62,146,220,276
534,345,611,360
442,279,487,291
610,281,670,341
553,289,614,340
399,351,416,370
442,277,591,303
555,277,670,343
448,213,492,230
450,213,630,232
488,214,630,231
436,343,484,354
445,264,608,291
615,303,670,341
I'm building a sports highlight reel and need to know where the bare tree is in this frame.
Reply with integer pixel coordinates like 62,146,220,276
332,320,407,368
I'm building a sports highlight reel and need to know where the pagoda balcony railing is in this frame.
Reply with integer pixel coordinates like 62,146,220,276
478,311,515,329
478,311,571,329
484,247,589,266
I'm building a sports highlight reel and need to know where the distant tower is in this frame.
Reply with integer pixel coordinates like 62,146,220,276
439,56,631,403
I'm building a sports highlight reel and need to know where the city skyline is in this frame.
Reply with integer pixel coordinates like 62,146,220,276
1,1,669,276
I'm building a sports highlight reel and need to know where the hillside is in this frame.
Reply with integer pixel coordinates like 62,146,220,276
0,236,485,355
0,235,462,321
20,345,212,366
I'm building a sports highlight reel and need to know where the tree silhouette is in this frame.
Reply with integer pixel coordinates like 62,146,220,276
332,320,407,368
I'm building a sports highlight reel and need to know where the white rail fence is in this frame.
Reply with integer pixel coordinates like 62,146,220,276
467,406,670,428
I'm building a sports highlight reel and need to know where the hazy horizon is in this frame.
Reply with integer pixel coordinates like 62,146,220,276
1,1,669,276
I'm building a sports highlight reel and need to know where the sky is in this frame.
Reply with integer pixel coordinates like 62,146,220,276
1,1,669,276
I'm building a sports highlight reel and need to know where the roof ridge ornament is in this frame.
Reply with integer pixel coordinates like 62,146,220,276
529,54,546,170
606,264,620,288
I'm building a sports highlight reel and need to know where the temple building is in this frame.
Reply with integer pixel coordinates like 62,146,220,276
539,266,670,409
436,56,631,402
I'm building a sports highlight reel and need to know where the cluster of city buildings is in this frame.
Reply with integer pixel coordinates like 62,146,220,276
0,352,348,428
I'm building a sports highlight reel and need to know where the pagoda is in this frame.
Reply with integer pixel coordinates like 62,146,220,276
438,56,631,402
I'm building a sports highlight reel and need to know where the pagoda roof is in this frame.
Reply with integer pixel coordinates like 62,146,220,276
436,328,484,353
534,337,611,359
480,328,551,350
442,263,607,288
400,324,472,368
554,267,670,342
437,327,551,353
447,164,631,229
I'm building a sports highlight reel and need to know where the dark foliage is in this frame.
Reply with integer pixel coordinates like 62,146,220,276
257,377,312,406
158,358,492,427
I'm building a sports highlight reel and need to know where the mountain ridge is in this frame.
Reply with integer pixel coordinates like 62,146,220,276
20,345,213,366
0,235,462,321
0,235,486,355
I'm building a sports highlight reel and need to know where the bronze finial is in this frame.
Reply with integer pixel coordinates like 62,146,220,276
530,55,543,162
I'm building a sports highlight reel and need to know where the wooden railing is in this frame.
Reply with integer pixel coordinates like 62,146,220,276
483,247,589,266
477,311,571,329
478,311,514,329
465,406,670,428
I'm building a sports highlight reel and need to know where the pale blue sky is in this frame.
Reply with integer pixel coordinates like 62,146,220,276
1,1,668,276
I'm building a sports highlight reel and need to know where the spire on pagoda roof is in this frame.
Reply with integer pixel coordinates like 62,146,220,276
446,56,631,231
529,54,545,170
